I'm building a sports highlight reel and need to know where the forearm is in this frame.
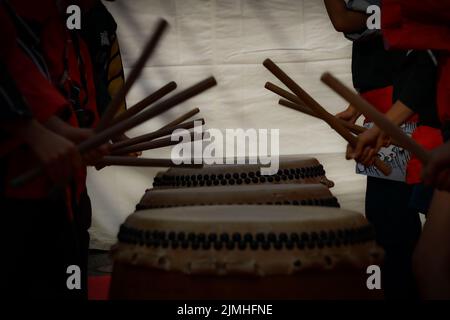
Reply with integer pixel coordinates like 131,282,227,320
323,0,368,33
384,100,415,126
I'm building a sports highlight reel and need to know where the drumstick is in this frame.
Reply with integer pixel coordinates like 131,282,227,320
157,108,200,131
112,131,208,155
278,99,318,119
109,82,177,127
11,77,217,187
97,156,203,168
321,72,431,164
279,99,405,149
110,118,204,151
79,78,215,152
266,81,366,135
263,58,392,176
265,82,306,105
96,19,169,131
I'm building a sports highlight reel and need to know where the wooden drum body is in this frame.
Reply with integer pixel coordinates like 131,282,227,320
110,206,383,300
137,184,340,210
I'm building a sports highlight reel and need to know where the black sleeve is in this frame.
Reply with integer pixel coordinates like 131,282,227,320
352,35,407,93
0,61,32,122
393,51,441,128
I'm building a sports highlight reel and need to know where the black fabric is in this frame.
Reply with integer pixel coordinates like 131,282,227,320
0,191,91,299
409,183,435,215
365,176,421,299
393,51,440,128
442,122,450,142
80,1,119,116
351,35,407,94
0,157,7,197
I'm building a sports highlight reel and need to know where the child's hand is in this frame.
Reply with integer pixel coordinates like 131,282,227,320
347,127,387,167
66,128,111,166
23,121,83,186
45,117,111,166
336,104,362,124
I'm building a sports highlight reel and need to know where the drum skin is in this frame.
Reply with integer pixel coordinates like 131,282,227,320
153,156,334,189
110,206,384,300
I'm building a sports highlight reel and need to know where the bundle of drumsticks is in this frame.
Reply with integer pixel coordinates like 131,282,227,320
12,19,216,187
262,58,431,176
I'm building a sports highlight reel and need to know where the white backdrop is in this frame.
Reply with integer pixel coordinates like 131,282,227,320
88,0,366,249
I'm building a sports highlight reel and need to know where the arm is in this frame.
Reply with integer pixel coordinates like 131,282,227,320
347,100,415,165
348,52,438,165
1,118,83,185
45,116,110,165
323,0,368,33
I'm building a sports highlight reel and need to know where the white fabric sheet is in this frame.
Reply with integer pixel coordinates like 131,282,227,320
88,0,366,249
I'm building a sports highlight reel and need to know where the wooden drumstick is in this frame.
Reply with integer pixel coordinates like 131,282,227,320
96,19,169,131
112,131,208,155
266,82,366,135
279,99,405,148
265,82,307,106
157,108,200,131
263,58,392,176
80,78,215,153
111,118,204,151
278,99,318,119
11,77,217,187
97,157,203,168
321,72,431,164
109,82,177,127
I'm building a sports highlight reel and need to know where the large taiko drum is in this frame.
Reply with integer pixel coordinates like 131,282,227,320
110,206,383,299
152,156,334,189
137,184,339,210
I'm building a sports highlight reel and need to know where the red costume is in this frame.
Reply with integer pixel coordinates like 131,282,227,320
382,0,450,123
5,0,99,202
1,1,98,298
0,5,70,198
382,0,450,183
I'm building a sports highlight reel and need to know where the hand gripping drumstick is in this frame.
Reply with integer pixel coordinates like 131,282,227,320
263,58,392,176
96,157,203,168
278,98,405,148
278,99,367,135
321,72,431,164
11,77,217,187
109,81,177,127
111,117,204,151
265,82,366,135
96,19,169,131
